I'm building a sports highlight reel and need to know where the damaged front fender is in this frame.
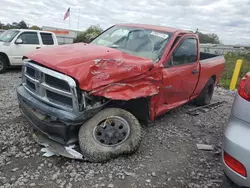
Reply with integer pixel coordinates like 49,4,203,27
90,68,163,100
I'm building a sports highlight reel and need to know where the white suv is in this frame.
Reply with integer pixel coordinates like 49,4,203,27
0,29,58,73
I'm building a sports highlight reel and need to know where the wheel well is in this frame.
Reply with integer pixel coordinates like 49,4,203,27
108,97,151,125
0,52,10,67
211,75,216,83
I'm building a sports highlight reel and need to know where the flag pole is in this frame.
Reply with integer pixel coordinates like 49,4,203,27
77,8,80,30
69,11,70,30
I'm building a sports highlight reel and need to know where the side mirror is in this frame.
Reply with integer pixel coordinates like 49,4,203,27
15,38,23,44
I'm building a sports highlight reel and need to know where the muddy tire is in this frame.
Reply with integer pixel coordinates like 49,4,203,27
0,56,8,74
78,108,142,163
195,78,214,106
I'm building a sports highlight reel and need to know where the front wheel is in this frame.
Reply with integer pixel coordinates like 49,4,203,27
0,56,8,74
78,108,142,162
195,78,215,106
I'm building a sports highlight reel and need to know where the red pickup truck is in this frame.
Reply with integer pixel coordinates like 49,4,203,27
17,24,225,162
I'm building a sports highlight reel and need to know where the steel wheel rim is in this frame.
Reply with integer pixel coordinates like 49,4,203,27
93,116,131,147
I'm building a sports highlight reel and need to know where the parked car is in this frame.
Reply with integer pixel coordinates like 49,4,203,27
16,24,225,162
223,72,250,187
0,29,58,73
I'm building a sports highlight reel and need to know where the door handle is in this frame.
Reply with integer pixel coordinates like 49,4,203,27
192,70,199,74
36,47,40,49
165,85,172,89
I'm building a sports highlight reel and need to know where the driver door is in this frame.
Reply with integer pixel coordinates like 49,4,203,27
11,32,41,65
157,37,199,114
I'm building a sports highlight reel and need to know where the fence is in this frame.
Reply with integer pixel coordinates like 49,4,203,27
200,44,250,55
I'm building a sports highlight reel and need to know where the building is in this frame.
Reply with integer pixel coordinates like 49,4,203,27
42,26,79,45
200,43,250,55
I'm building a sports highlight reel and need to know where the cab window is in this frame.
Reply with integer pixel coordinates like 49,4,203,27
40,33,54,45
17,32,39,45
171,38,198,66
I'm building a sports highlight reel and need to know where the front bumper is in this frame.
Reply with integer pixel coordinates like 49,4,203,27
17,85,104,145
32,131,84,160
223,114,250,187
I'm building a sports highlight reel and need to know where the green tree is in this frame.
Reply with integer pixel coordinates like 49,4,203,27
0,20,30,30
4,23,13,30
0,22,4,29
30,25,41,30
17,20,28,29
74,25,103,43
195,28,220,44
12,22,18,28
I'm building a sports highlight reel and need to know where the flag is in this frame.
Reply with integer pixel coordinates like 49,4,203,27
64,7,70,20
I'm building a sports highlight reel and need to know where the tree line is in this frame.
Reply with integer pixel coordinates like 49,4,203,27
0,20,41,30
0,20,220,44
195,29,220,44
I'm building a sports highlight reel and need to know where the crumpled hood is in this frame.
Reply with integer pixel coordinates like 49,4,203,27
25,43,154,91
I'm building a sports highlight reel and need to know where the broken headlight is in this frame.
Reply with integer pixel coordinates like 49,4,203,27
79,91,108,111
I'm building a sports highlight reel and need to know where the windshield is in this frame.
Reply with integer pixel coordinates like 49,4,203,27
0,30,20,42
91,26,172,62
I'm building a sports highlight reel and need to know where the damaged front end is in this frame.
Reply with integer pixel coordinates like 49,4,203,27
17,57,161,160
17,61,109,159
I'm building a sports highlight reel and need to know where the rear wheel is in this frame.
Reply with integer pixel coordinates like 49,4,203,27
78,108,142,162
0,56,8,74
195,78,215,106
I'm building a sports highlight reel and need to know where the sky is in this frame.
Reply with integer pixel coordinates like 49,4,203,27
0,0,250,45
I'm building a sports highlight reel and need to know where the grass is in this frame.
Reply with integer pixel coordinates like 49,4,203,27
219,52,250,89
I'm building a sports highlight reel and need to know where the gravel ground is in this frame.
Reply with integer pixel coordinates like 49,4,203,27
0,69,239,188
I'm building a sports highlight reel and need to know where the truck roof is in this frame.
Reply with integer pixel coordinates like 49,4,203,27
10,29,54,34
116,23,191,34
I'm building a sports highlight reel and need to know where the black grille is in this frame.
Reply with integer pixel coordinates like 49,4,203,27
46,90,72,107
26,79,35,91
26,66,35,77
45,74,70,92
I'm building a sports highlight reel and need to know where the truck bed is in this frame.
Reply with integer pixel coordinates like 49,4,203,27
200,52,220,61
192,53,225,98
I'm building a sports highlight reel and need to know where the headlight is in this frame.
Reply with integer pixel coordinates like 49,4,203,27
79,91,109,111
